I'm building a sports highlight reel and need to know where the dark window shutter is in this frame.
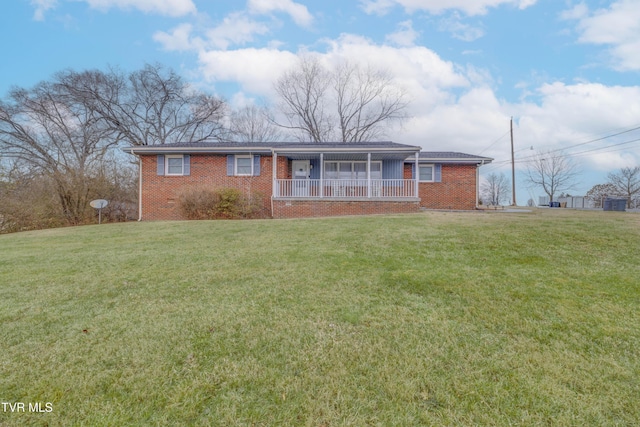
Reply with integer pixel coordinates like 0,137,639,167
183,155,190,176
411,163,416,180
157,155,165,175
253,155,261,176
227,155,234,176
435,164,442,182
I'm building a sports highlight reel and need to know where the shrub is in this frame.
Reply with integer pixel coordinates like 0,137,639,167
178,187,268,220
178,187,220,220
216,188,242,219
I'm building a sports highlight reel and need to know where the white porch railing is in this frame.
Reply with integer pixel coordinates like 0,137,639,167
274,179,416,198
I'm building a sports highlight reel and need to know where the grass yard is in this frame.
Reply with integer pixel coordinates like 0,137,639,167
1,209,639,426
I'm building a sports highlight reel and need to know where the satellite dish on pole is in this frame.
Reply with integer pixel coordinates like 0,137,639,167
90,199,109,224
90,199,108,209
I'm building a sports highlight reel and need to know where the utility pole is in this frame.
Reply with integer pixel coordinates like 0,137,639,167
510,117,516,206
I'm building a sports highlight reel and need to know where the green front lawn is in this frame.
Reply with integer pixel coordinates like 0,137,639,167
1,209,639,426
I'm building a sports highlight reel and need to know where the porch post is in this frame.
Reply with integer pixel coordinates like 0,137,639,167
367,152,372,198
414,151,419,198
320,152,324,198
273,151,278,197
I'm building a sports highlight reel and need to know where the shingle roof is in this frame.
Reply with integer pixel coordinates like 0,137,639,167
416,151,493,164
122,141,492,164
123,140,422,154
156,140,419,149
420,151,483,159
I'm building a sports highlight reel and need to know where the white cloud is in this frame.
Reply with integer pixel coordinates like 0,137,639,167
404,86,508,150
587,152,637,171
193,33,639,181
154,23,203,52
198,33,469,99
198,48,299,96
205,12,271,50
321,34,469,95
230,92,259,109
438,12,485,41
247,0,313,27
31,0,57,21
385,20,420,46
196,34,478,145
82,0,196,17
154,12,271,52
360,0,396,15
511,82,640,172
559,3,588,21
360,0,538,16
30,0,196,20
533,82,640,131
563,0,640,71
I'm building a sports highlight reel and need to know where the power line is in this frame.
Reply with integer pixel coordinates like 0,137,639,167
568,137,640,158
480,122,640,176
486,130,640,168
478,130,510,155
514,122,640,155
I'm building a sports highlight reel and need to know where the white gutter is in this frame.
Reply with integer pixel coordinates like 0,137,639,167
271,150,277,218
125,145,422,155
476,159,487,208
124,147,273,155
414,158,494,164
137,154,143,221
272,147,421,153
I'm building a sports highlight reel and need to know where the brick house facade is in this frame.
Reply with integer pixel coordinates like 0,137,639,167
124,142,491,220
406,152,492,211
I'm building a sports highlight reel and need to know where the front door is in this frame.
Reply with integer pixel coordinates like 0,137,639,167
292,160,310,197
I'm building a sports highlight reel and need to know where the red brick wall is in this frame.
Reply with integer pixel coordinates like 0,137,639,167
139,154,478,219
272,200,419,219
140,154,280,220
410,163,478,210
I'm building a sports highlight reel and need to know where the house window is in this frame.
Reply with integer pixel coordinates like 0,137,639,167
370,162,382,180
325,162,338,179
419,165,434,182
324,161,382,180
353,162,367,179
339,162,352,179
166,155,184,175
235,155,252,175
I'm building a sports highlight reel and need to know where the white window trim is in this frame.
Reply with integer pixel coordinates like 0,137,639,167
235,155,253,176
419,164,435,182
165,154,184,176
324,161,382,179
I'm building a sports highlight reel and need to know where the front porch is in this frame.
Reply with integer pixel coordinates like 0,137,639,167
271,146,420,201
274,179,417,198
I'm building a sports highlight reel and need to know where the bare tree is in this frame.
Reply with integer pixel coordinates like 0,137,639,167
0,64,227,229
65,63,227,146
0,75,121,224
525,150,579,204
229,105,282,142
586,183,618,208
333,62,408,142
274,56,333,142
481,172,510,206
0,163,64,233
274,56,408,142
607,166,640,207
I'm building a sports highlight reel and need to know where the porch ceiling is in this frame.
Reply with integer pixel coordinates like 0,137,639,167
281,152,414,161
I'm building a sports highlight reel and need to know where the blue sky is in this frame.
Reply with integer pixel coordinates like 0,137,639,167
2,0,640,203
